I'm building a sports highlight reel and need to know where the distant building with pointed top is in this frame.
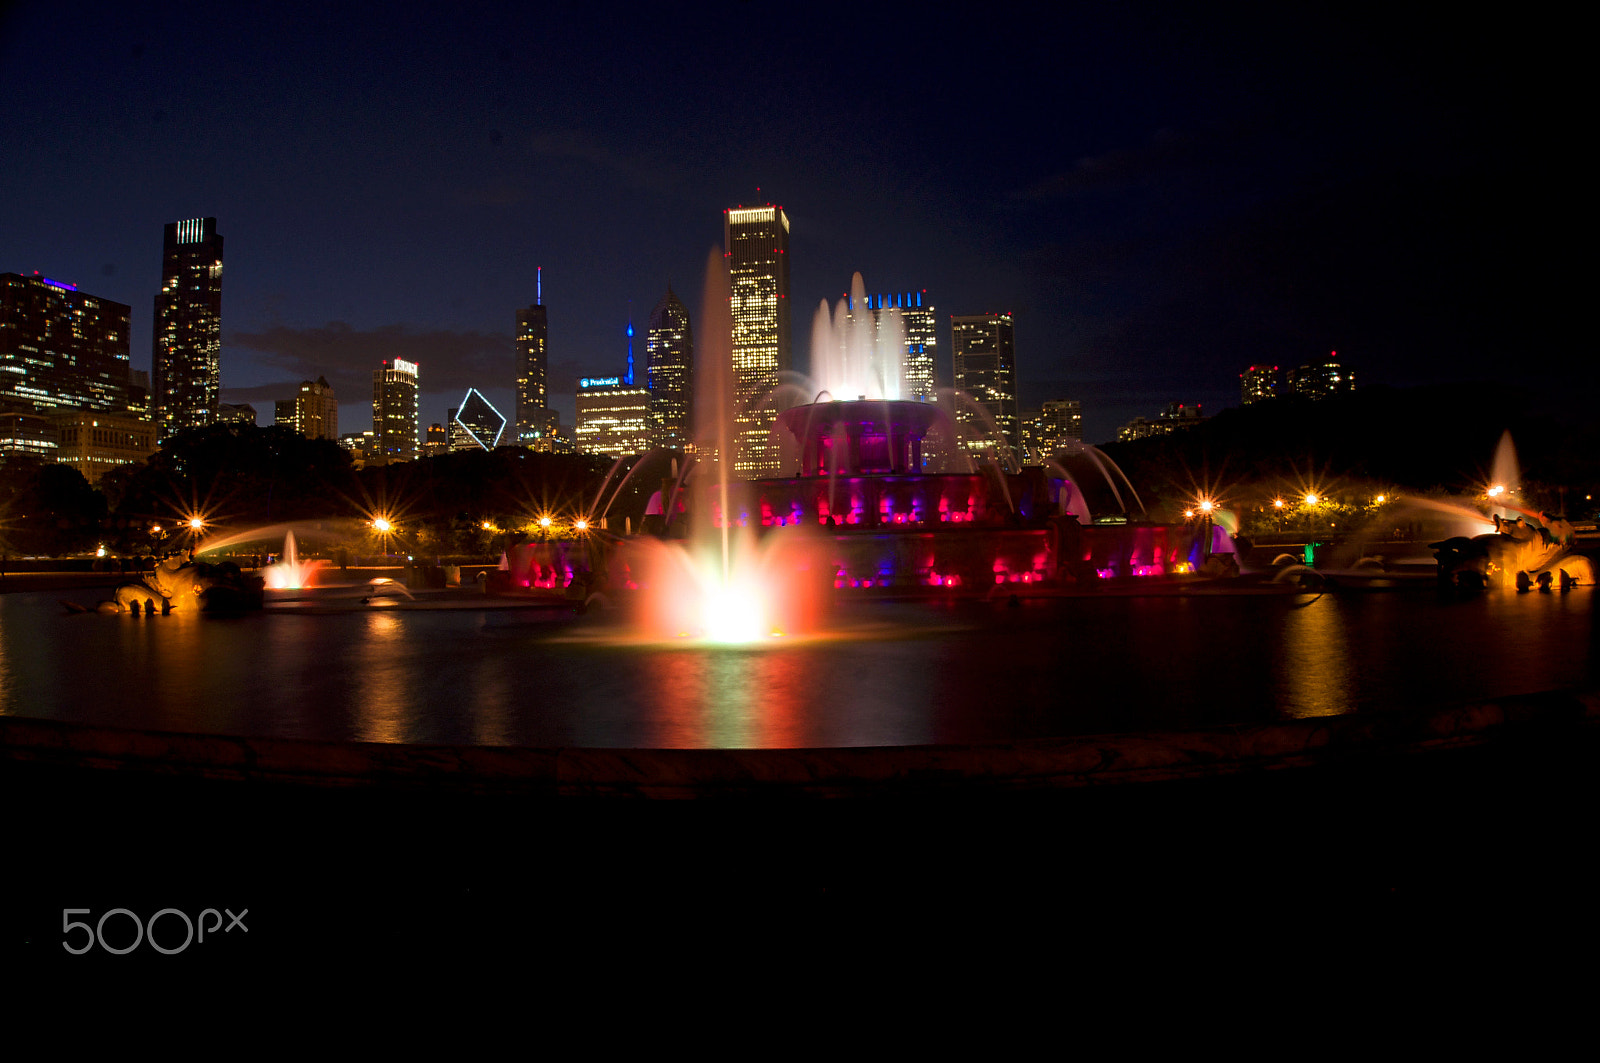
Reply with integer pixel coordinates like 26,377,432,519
645,286,694,451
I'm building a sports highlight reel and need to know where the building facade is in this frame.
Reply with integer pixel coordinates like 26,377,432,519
1020,399,1083,462
1,273,145,416
1240,365,1281,404
1287,352,1354,400
49,410,158,485
951,312,1019,458
575,377,650,460
0,411,57,467
153,217,224,439
371,358,419,464
724,204,790,477
515,299,548,447
524,408,563,452
1117,402,1205,442
422,422,449,457
645,286,694,451
275,377,339,440
449,388,507,451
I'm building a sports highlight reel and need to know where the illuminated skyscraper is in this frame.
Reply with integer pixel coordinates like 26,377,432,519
645,286,694,450
153,217,223,439
515,268,549,447
951,313,1019,459
724,204,790,477
371,358,419,464
1,272,144,415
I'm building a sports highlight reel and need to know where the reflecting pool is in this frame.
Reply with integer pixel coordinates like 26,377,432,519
0,588,1591,748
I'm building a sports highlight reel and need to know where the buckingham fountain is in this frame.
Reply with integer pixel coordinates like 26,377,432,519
598,268,1239,643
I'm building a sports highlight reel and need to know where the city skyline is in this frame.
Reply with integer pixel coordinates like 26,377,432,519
0,5,1570,444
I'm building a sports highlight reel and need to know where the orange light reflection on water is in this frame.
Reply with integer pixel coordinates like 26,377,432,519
354,611,410,743
1275,596,1354,718
640,646,811,748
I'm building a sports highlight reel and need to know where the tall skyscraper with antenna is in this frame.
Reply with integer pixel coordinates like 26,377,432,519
515,267,550,446
724,203,790,477
153,217,223,439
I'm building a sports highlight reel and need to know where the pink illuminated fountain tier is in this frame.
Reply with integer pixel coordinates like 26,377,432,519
706,397,1231,592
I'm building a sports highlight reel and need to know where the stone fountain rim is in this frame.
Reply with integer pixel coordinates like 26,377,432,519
1,687,1594,799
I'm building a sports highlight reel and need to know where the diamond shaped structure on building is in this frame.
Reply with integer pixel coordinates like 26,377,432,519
452,388,506,450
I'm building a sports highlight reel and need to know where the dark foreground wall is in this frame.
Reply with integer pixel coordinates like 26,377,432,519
2,692,1596,970
1,689,1595,797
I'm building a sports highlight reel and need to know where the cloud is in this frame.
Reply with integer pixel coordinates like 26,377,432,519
1016,122,1258,201
225,322,515,403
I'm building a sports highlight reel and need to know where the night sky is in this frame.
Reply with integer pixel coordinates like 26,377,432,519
0,2,1571,443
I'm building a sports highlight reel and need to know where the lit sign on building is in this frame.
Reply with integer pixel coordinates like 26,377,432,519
580,377,620,389
391,359,418,375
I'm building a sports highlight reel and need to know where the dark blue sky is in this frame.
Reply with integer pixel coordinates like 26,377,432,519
0,2,1569,442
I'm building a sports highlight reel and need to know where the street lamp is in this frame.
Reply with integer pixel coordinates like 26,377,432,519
1195,497,1217,562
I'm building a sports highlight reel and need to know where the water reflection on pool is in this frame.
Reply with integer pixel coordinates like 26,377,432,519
0,589,1591,749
